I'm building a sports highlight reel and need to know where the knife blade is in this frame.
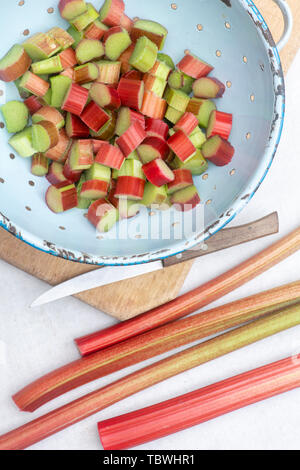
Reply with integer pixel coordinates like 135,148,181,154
31,212,279,308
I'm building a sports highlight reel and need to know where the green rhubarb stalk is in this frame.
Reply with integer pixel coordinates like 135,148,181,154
2,302,300,449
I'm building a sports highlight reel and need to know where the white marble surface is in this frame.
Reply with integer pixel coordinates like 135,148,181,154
1,50,300,451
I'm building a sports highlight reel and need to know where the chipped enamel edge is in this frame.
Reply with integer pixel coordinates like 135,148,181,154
0,0,286,266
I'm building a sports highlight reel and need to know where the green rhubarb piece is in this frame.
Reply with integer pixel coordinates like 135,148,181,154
50,75,72,108
142,182,167,207
129,36,158,73
9,127,35,157
47,27,75,50
1,100,29,133
76,39,104,64
168,70,194,94
31,153,49,176
165,105,184,124
96,60,121,84
118,160,145,179
60,0,87,21
166,88,189,112
189,127,206,148
105,28,132,61
188,98,216,129
67,25,84,48
171,149,208,175
127,150,140,160
97,206,119,233
31,56,63,75
70,3,99,31
74,63,99,84
157,53,174,70
133,19,168,50
23,33,61,61
40,88,52,106
146,75,166,98
32,123,51,152
14,78,31,99
76,174,92,209
151,60,171,81
0,45,31,82
85,163,111,182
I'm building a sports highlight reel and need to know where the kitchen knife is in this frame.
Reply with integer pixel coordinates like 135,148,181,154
31,212,279,308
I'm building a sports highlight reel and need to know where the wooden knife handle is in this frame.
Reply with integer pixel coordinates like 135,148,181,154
163,212,279,267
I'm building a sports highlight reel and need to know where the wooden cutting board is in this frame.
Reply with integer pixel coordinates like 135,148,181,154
0,0,299,320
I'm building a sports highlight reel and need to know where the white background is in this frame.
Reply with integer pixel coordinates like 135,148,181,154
1,49,300,450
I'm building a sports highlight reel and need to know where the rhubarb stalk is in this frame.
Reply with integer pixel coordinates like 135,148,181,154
13,281,300,412
3,303,300,450
98,354,300,450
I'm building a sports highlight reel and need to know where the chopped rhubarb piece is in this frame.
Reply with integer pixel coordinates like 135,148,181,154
70,3,99,31
165,88,189,112
76,174,92,209
74,62,99,84
65,112,89,138
129,36,158,73
62,83,89,116
141,181,168,206
90,83,121,110
122,70,142,81
32,106,65,130
118,159,145,179
50,75,72,108
115,107,145,136
145,118,169,140
0,44,31,82
23,33,60,61
189,126,206,148
207,110,233,140
143,159,174,187
1,100,29,133
80,179,109,199
80,101,110,133
115,176,145,200
67,25,84,48
141,91,166,119
76,39,104,64
168,70,194,94
168,130,196,162
32,120,59,152
46,182,78,213
69,139,94,170
58,47,77,69
193,77,225,99
99,0,125,27
143,73,166,98
187,97,216,128
88,199,119,232
63,159,82,183
116,120,147,157
95,143,125,170
19,71,49,97
167,169,193,195
45,129,71,163
202,135,235,166
120,14,133,32
149,60,171,81
59,0,88,21
137,136,169,164
103,26,132,61
171,185,201,211
157,52,175,70
117,78,144,111
91,139,106,154
118,43,135,74
31,153,49,177
96,60,121,84
31,56,63,75
86,162,111,182
118,199,140,219
177,52,213,79
172,149,208,176
165,105,184,125
24,95,43,115
9,127,35,158
84,20,109,40
131,19,168,50
90,111,117,141
174,112,198,135
60,67,75,80
47,27,75,50
46,161,69,185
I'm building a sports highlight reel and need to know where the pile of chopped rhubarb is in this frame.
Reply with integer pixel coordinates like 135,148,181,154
0,0,234,232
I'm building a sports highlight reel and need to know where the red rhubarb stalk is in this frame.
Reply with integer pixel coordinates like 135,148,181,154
13,280,300,412
145,118,169,140
95,142,125,170
62,83,89,116
174,112,199,135
140,91,167,119
116,120,147,157
117,78,144,111
98,355,300,450
80,101,110,133
3,303,300,449
24,95,43,115
207,110,233,140
59,47,77,69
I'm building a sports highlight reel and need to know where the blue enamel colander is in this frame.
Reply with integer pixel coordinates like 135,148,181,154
0,0,292,265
